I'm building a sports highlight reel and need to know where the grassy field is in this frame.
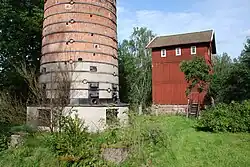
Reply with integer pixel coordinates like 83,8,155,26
121,116,250,167
0,116,250,167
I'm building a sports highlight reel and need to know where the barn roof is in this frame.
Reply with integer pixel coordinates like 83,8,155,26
146,30,215,49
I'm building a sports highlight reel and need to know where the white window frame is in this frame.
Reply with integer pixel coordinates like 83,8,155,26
191,46,196,55
176,48,181,56
161,49,166,57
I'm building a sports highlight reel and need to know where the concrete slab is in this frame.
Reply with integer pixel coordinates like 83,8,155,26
27,105,129,133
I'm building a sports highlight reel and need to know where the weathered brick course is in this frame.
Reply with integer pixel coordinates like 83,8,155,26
43,13,116,30
41,0,119,101
42,33,117,49
43,22,116,39
41,52,117,65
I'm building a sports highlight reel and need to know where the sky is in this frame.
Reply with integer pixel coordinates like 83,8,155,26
116,0,250,58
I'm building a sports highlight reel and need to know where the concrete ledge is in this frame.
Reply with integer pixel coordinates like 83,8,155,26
27,106,129,133
151,104,188,115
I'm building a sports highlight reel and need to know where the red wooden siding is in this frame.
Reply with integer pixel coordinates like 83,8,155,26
152,43,211,105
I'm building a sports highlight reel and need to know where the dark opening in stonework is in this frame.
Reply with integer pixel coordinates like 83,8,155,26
90,66,97,72
41,67,46,74
106,108,119,126
38,109,51,127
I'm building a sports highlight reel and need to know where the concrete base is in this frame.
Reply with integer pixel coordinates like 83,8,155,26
151,104,187,115
27,105,129,133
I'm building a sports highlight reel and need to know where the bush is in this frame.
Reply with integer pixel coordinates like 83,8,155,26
0,135,8,152
197,101,250,132
46,114,107,167
10,125,36,135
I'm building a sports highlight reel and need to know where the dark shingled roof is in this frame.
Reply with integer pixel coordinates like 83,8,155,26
146,30,214,48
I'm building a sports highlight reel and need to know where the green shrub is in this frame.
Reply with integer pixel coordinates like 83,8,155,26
197,101,250,132
46,115,107,167
10,125,36,135
0,135,8,152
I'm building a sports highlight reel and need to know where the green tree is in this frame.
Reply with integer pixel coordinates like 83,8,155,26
209,38,250,103
180,56,211,96
239,38,250,66
0,0,43,99
119,27,156,112
209,53,233,102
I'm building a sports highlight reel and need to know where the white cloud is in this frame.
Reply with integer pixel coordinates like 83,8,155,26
117,0,250,58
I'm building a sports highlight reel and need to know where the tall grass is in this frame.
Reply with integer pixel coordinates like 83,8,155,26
0,115,250,167
0,135,59,167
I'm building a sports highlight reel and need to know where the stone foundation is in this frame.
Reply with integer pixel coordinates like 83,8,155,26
151,104,188,115
27,105,129,133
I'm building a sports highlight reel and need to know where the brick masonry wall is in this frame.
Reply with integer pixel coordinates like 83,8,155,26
41,0,119,101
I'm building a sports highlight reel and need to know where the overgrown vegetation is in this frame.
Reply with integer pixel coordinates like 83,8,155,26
197,101,250,133
210,39,250,103
45,114,108,166
1,116,250,167
0,1,250,166
119,27,155,112
180,56,211,96
180,38,250,133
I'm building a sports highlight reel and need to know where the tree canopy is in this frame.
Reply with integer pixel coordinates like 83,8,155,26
0,0,43,98
180,38,250,104
118,27,156,109
180,56,211,96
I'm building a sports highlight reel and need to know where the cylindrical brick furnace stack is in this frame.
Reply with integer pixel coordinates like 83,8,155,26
40,0,119,105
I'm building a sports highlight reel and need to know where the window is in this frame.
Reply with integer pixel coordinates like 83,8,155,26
176,48,181,56
191,46,196,55
161,49,166,57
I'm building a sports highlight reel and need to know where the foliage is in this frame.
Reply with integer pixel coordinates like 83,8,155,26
210,38,250,103
0,135,59,167
0,91,26,125
1,116,250,166
118,27,156,109
197,101,250,132
10,125,36,135
0,135,8,152
209,53,234,102
96,115,174,166
0,0,43,100
180,56,211,95
179,38,250,104
100,116,250,166
239,38,250,66
0,123,11,152
46,114,107,166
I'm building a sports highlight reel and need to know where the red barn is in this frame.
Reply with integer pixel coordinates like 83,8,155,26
146,30,217,113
